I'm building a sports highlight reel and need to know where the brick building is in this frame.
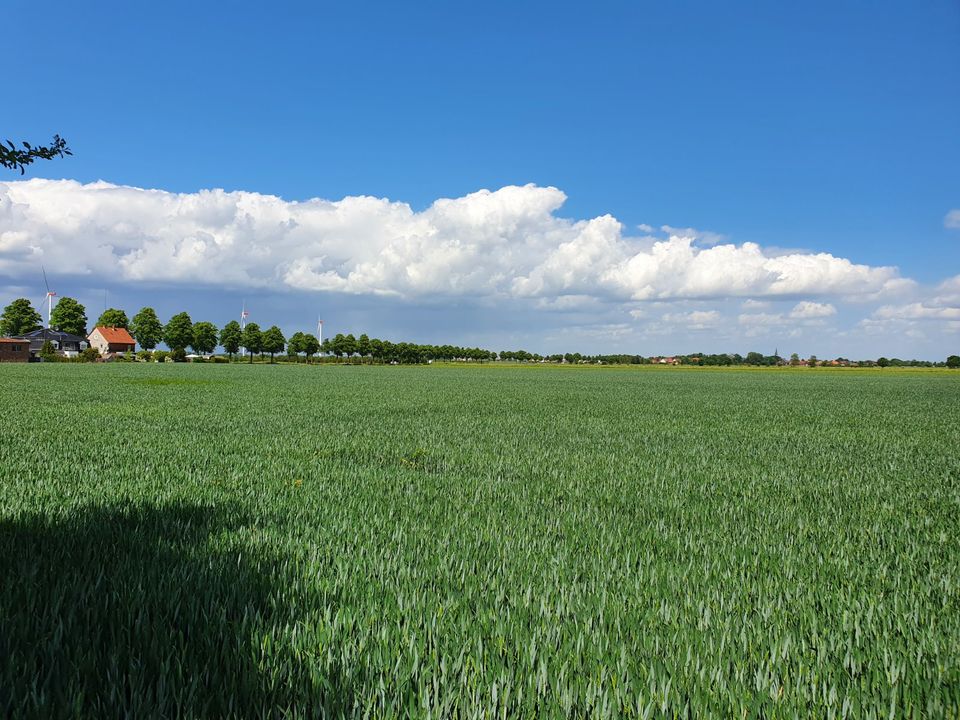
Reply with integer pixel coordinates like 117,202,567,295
0,338,30,362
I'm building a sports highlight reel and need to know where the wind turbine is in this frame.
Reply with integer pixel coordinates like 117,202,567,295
42,266,56,330
316,318,323,347
240,301,249,357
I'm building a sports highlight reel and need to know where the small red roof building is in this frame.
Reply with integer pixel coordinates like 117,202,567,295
88,326,136,355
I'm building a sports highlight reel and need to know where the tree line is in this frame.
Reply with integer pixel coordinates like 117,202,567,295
0,297,306,362
2,295,957,367
322,333,494,364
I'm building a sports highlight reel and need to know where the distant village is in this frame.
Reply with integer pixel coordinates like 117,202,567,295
0,295,955,368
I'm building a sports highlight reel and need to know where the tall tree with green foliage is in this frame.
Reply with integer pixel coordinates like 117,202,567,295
220,321,242,359
241,323,262,363
287,332,305,359
0,298,42,336
357,334,371,358
262,326,286,363
948,355,960,369
342,333,357,357
50,297,88,337
302,333,320,363
163,312,193,352
191,322,219,355
96,308,128,329
130,307,163,350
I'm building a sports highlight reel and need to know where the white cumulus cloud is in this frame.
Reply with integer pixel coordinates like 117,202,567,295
661,310,721,329
790,301,836,318
945,209,960,229
0,179,914,307
874,303,960,321
931,274,960,306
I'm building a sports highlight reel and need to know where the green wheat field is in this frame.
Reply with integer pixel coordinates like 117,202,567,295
1,363,958,718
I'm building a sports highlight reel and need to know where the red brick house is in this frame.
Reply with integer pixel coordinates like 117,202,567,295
0,338,30,362
88,326,136,355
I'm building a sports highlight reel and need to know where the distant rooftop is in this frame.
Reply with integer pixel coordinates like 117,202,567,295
14,328,87,343
91,326,135,344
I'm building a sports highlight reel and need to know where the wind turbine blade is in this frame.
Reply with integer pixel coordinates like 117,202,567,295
42,265,50,294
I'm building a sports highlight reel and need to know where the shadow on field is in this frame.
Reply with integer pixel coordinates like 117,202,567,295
0,503,354,718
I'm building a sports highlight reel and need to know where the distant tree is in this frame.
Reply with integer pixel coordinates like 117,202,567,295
947,355,960,369
1,135,71,174
262,325,286,362
745,351,764,366
357,333,371,358
219,321,242,359
191,321,219,355
301,333,320,363
399,342,424,364
877,357,890,368
789,352,800,367
390,341,403,361
342,333,357,357
241,323,262,363
0,298,42,336
163,312,193,352
50,297,88,337
130,307,163,350
807,355,817,367
287,331,306,359
95,308,128,329
39,339,58,361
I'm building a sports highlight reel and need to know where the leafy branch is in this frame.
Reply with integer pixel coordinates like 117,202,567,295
0,135,72,174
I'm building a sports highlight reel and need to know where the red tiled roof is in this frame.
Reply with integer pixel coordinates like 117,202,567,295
92,327,135,344
0,338,25,344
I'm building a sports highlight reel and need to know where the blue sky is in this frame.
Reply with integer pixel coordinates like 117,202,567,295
3,1,959,358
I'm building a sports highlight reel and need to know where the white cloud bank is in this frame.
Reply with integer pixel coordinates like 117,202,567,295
0,179,913,305
874,303,960,321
